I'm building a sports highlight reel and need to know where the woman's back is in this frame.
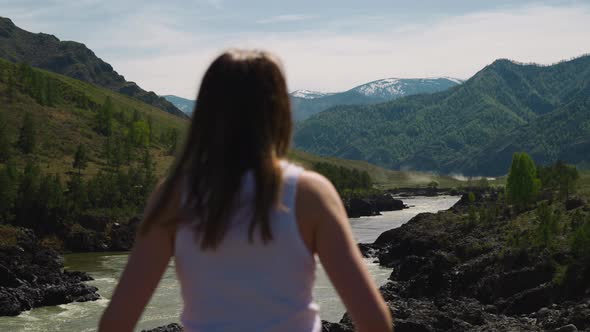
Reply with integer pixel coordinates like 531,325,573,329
98,50,391,332
174,162,321,332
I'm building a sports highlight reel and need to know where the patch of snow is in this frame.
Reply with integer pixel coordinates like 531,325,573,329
290,90,334,99
352,78,405,97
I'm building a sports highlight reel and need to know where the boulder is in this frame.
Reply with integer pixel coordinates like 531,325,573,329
141,323,183,332
0,227,100,316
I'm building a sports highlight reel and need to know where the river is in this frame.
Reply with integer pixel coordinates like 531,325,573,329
0,196,459,331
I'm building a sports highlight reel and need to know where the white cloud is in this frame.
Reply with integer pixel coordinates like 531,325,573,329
9,2,586,99
113,4,590,99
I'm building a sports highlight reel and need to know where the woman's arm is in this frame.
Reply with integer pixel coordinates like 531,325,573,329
98,183,176,332
297,171,393,332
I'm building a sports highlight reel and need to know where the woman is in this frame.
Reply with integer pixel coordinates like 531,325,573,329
99,49,392,332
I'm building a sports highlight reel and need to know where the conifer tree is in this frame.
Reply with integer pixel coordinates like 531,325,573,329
15,160,40,227
96,97,113,136
0,113,10,162
6,71,16,103
17,113,36,154
0,166,16,223
147,115,154,144
506,152,540,209
67,173,88,213
73,144,88,174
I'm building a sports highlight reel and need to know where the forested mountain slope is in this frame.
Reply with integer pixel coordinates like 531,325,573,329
294,55,590,175
0,17,187,118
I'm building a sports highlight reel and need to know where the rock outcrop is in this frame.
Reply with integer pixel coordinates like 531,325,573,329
142,323,184,332
325,191,590,331
344,194,406,218
0,228,99,316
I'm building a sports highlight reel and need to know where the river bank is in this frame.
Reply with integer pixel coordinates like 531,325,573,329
0,228,100,317
0,196,460,331
325,191,590,332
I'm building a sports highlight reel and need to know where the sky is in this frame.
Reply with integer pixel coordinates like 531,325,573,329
1,0,589,98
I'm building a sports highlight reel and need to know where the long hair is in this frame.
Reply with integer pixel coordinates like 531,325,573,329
140,49,292,249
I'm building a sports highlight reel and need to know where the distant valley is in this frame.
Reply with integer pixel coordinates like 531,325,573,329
163,95,195,115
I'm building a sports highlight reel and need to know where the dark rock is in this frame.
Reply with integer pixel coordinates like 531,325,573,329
321,321,353,332
339,190,590,331
110,216,142,251
565,198,584,211
64,225,108,252
0,227,100,316
374,195,405,212
501,283,556,315
345,197,380,218
78,214,111,232
550,324,578,332
141,323,183,332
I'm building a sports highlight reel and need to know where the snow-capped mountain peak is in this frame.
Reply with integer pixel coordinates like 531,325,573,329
350,77,463,98
290,90,334,99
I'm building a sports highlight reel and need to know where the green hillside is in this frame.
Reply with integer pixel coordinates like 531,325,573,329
294,55,590,176
0,58,186,178
0,16,186,118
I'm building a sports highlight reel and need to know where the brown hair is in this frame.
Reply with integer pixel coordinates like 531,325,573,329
140,49,292,249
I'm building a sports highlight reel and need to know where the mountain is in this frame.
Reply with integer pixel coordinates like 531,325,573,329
291,90,335,99
290,77,462,121
294,55,590,176
0,16,187,119
163,95,195,115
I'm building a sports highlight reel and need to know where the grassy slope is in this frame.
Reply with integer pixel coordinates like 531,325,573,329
0,58,186,178
0,57,477,190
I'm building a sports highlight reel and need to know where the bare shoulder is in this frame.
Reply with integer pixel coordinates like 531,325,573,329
296,170,346,219
297,171,339,201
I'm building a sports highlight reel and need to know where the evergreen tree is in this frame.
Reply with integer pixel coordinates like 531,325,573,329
72,144,88,174
147,115,154,144
132,120,150,147
506,152,540,209
6,71,16,103
538,161,579,200
0,166,16,223
132,109,141,122
96,97,113,136
36,174,66,232
67,173,88,213
0,112,11,162
167,128,178,155
535,202,560,248
17,113,36,154
15,161,40,227
141,149,156,198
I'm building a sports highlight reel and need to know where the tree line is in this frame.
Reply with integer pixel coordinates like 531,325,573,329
312,162,373,193
0,151,156,235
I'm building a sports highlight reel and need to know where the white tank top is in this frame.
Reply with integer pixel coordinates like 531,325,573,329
174,161,321,332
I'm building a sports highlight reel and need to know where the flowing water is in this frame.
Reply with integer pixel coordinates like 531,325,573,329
0,196,459,331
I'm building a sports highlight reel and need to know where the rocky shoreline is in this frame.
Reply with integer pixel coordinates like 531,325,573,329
0,228,100,316
343,193,407,218
327,192,590,331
